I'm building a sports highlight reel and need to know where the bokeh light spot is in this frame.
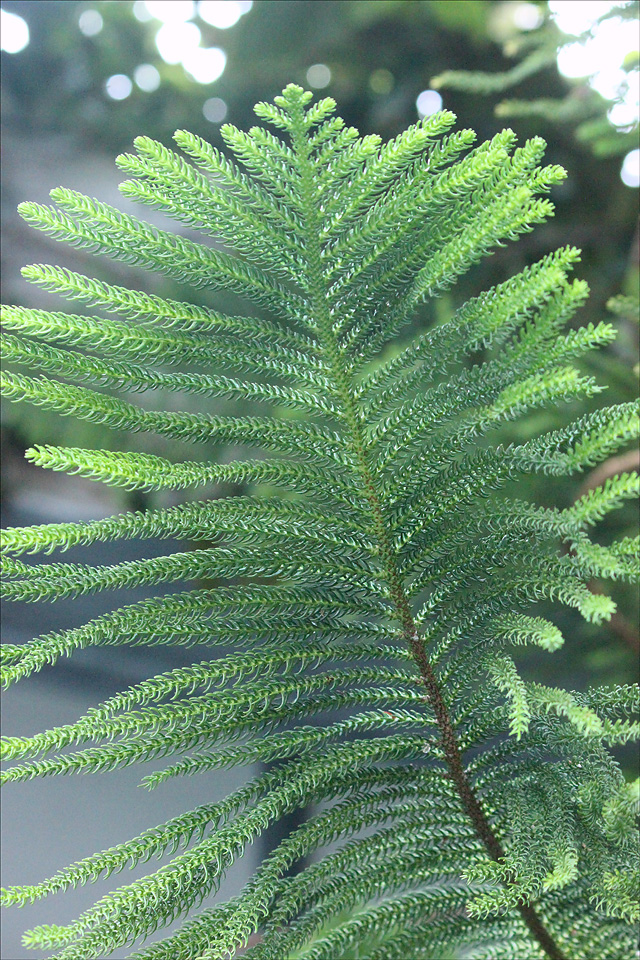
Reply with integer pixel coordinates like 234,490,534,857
513,3,543,31
557,16,638,81
78,9,103,36
133,1,153,21
184,46,226,83
144,0,196,21
621,148,640,187
203,96,228,121
306,64,331,89
198,1,246,29
550,0,639,135
416,89,443,118
105,74,133,100
1,8,29,54
155,20,201,64
549,0,622,36
608,99,638,129
134,64,161,92
369,69,394,95
556,41,594,79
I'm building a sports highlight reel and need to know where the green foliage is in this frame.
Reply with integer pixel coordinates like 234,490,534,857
432,1,640,158
1,84,639,960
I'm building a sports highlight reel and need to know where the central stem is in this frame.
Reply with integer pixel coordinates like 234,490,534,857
292,105,567,960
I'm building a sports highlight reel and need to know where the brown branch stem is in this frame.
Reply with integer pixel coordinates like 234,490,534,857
408,632,567,960
567,449,640,652
358,469,568,960
297,121,568,958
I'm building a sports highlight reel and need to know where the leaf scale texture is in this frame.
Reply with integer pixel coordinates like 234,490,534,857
1,84,639,960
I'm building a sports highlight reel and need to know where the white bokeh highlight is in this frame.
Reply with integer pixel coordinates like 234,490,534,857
416,89,443,118
621,148,640,187
184,46,227,84
198,0,250,29
306,64,331,89
78,9,104,36
144,0,196,22
203,96,228,122
549,0,639,156
105,74,133,100
134,64,161,92
155,20,201,65
513,3,544,31
1,8,30,54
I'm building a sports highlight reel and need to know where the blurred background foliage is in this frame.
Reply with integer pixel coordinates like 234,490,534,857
1,0,638,686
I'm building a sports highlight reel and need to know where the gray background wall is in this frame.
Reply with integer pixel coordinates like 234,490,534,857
1,133,259,960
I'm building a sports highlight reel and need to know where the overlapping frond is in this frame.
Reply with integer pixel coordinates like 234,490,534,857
1,84,637,960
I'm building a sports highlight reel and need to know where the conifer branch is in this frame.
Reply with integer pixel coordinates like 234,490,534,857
1,84,637,960
285,84,566,960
